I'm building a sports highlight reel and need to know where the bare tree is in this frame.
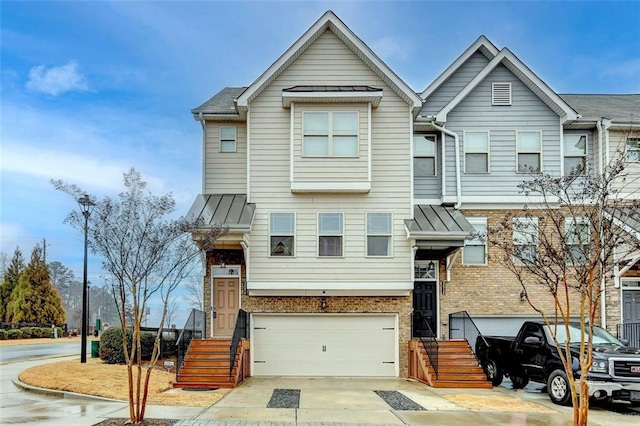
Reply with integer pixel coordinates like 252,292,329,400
53,168,225,424
488,146,640,425
164,298,179,329
182,275,204,310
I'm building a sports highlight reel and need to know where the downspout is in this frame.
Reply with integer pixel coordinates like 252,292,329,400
597,120,604,175
596,119,606,328
430,122,462,209
199,112,205,193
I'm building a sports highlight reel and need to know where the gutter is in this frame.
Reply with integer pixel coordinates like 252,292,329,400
416,116,462,209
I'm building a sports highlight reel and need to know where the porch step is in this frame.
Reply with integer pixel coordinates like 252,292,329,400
173,339,242,390
408,339,492,389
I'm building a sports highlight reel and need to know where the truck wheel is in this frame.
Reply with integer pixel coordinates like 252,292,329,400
510,374,529,389
484,359,503,386
547,369,572,406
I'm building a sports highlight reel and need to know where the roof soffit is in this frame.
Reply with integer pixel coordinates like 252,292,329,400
235,10,422,110
434,48,579,123
420,35,499,100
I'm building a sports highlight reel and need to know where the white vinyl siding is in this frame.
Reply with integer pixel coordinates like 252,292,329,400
269,213,295,257
564,134,587,176
414,135,436,176
219,126,237,152
366,213,392,257
204,122,247,193
513,217,538,265
463,217,487,265
464,131,490,173
247,30,412,284
516,131,542,173
318,212,344,257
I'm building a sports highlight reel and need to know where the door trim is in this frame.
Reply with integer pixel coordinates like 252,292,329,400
210,264,242,338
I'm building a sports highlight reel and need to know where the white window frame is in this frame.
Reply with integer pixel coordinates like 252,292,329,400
566,217,590,264
513,217,538,265
414,260,438,281
318,212,344,257
219,126,237,153
463,217,487,266
626,137,640,162
463,131,490,173
414,135,437,177
516,131,543,173
563,134,588,176
366,212,393,257
302,111,359,158
269,213,296,257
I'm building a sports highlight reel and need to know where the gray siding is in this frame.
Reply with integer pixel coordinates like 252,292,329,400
445,65,561,198
421,52,490,117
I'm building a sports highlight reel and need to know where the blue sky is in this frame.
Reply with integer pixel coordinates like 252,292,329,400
1,0,639,326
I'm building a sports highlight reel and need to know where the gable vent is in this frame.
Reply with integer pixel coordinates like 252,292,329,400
492,82,512,106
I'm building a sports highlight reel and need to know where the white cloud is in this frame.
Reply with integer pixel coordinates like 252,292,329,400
26,61,89,96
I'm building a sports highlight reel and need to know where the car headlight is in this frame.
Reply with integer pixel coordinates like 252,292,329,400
590,360,608,373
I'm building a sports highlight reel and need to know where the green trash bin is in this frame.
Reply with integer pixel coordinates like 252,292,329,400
91,340,100,358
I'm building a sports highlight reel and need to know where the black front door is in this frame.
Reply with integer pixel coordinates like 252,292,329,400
413,282,436,337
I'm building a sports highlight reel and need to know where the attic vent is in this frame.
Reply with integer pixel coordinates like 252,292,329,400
492,83,511,106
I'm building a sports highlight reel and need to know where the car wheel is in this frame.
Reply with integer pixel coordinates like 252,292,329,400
484,359,503,386
547,369,572,406
511,374,529,389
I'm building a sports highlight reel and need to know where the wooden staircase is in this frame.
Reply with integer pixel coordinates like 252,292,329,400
173,338,249,389
408,339,492,388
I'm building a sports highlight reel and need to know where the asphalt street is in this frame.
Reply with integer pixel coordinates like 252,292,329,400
0,341,87,363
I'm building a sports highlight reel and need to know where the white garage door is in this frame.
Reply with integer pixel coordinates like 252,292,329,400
252,314,397,377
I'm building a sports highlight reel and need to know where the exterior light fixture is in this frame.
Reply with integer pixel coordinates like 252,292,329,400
77,194,95,364
320,298,328,309
520,290,527,302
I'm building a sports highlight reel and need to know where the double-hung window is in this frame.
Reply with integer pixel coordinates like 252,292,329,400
513,217,538,265
318,213,343,257
414,135,436,176
303,112,358,157
517,131,542,173
219,126,237,153
270,213,295,256
626,137,640,162
566,217,589,264
564,134,587,176
463,217,487,265
366,213,392,257
464,131,489,173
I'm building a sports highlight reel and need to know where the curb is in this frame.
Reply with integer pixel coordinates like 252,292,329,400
12,378,125,403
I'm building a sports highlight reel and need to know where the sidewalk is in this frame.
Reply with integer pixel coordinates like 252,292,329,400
1,356,638,425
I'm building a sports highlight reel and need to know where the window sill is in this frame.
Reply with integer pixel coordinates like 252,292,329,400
291,182,371,193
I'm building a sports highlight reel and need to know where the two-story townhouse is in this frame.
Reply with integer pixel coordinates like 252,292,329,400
185,10,640,385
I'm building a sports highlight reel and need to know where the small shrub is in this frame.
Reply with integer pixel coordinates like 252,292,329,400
100,327,132,364
20,327,33,338
0,329,7,340
7,329,23,340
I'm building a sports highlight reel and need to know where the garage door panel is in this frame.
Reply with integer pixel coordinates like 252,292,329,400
252,314,396,377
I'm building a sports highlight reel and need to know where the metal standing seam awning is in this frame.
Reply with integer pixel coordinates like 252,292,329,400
187,194,255,233
404,205,475,258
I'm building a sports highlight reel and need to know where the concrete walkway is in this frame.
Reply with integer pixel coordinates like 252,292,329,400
1,356,638,425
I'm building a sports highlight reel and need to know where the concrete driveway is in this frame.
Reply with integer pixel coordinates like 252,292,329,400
183,376,639,426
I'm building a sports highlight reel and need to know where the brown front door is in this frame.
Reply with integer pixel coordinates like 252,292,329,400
213,278,239,337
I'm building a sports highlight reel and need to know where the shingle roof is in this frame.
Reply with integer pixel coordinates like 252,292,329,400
560,94,640,122
192,87,247,115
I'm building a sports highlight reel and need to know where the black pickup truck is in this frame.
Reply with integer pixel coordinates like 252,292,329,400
475,321,640,405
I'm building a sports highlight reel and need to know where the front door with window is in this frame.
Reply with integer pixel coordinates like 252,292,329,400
413,261,438,338
213,278,239,337
623,290,640,323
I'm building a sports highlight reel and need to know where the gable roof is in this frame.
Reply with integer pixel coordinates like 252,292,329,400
235,10,422,111
560,94,640,125
420,35,499,99
434,48,579,123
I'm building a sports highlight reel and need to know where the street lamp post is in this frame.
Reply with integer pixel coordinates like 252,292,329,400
78,194,94,363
